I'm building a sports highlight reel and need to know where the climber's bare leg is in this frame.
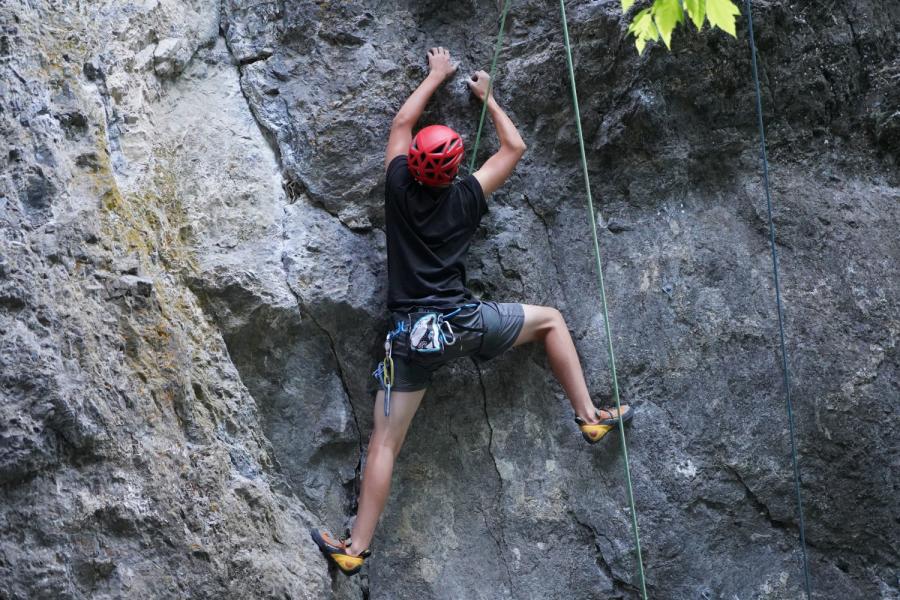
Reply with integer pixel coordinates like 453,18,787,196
513,304,628,424
348,388,426,556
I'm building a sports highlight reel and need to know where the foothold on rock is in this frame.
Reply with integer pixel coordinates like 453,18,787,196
106,275,153,299
58,111,89,137
607,219,634,233
20,167,54,216
75,153,101,172
117,255,142,276
153,37,193,78
82,60,104,81
875,110,899,155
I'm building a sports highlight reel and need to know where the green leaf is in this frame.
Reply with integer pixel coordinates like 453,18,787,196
706,0,740,37
628,8,659,38
652,0,684,49
621,0,636,12
628,8,661,54
684,0,706,30
635,36,649,55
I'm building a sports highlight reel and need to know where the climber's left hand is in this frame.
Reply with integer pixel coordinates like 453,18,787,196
427,47,457,81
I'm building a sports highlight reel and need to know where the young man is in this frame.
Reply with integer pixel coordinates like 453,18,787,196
311,47,632,575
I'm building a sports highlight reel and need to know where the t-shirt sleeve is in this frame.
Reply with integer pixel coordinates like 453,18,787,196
458,175,488,229
386,155,412,197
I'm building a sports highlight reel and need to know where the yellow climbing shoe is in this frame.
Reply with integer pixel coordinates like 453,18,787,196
310,528,371,576
575,405,633,444
575,418,615,443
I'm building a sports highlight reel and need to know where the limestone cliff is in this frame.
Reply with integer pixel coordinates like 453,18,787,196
1,1,897,598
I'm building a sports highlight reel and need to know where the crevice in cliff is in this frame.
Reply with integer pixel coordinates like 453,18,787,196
521,193,566,305
220,28,360,235
569,511,641,596
757,53,781,125
837,4,866,67
238,50,273,66
278,234,365,512
219,22,365,482
221,27,281,160
472,359,514,595
722,464,791,533
219,23,366,520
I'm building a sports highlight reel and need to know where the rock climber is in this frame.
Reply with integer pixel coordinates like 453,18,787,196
311,46,633,575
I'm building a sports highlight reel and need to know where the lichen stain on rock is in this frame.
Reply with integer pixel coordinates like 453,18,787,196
1,1,898,599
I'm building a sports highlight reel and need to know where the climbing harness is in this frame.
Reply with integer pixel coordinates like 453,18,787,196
373,303,482,416
558,1,648,597
744,2,812,597
467,0,512,172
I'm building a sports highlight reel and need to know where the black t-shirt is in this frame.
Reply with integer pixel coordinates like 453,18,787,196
385,155,488,312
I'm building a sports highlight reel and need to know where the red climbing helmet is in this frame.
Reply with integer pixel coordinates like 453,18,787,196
407,125,464,187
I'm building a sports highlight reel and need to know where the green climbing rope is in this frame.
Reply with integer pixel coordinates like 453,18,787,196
558,2,648,598
744,2,812,597
467,0,512,173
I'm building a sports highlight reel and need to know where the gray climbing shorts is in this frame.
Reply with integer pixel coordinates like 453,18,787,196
377,301,525,393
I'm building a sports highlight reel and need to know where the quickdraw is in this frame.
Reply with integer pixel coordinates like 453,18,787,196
373,320,406,417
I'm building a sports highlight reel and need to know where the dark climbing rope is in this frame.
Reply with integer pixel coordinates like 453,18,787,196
744,1,812,597
559,2,648,598
468,0,512,173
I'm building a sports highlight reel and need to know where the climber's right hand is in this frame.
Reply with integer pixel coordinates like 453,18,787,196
427,47,457,81
467,70,492,102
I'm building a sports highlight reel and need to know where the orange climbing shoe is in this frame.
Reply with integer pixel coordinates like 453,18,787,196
597,404,633,426
310,528,371,576
575,405,633,444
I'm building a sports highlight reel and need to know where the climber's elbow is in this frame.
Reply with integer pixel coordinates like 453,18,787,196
511,140,527,156
502,139,526,159
392,112,415,130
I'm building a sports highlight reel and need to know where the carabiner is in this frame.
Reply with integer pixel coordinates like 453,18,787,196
441,320,457,346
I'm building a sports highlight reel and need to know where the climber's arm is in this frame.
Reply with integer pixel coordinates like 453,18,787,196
468,71,526,197
385,47,457,170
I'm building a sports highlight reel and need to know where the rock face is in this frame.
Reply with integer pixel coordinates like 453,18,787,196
1,0,897,599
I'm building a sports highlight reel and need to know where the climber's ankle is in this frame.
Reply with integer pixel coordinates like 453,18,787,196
576,409,599,424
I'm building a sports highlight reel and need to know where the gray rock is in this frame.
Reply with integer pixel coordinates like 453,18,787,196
152,37,194,79
0,0,897,599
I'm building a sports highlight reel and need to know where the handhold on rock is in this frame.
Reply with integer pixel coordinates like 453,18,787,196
82,60,104,81
153,37,192,78
106,275,153,299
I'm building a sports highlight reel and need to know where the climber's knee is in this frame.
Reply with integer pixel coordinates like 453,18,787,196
514,304,565,346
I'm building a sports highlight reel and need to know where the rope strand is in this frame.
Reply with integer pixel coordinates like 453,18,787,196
559,2,648,597
468,0,512,173
744,2,812,597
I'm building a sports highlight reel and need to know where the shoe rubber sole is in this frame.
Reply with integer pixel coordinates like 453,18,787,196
310,528,366,576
